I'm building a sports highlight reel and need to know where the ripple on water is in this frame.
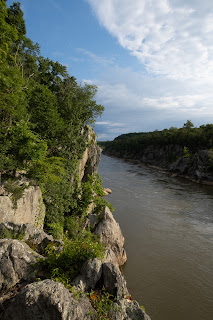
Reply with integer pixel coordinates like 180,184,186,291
98,154,213,320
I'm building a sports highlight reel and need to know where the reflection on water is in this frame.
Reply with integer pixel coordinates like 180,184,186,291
98,154,213,320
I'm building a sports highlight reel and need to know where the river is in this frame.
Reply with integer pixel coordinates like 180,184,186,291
98,154,213,320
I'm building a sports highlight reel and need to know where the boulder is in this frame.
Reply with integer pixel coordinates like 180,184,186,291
0,222,62,254
0,239,41,294
22,223,63,252
112,298,151,320
0,185,45,230
72,258,102,292
94,206,127,267
73,261,129,300
103,188,112,195
101,262,129,299
1,279,96,320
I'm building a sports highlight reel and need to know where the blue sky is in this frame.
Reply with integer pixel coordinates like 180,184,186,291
7,0,213,140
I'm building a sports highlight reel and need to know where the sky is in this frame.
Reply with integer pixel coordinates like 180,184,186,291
7,0,213,140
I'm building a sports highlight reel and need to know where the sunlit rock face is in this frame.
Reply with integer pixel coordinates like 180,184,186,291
78,125,101,182
0,239,41,294
0,184,45,230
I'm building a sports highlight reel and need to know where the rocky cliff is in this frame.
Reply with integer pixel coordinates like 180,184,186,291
104,144,213,184
0,183,45,230
78,125,101,183
0,127,150,320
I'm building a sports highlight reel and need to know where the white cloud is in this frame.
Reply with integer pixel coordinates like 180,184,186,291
86,0,213,81
85,63,213,139
77,48,115,65
96,121,125,127
82,0,213,139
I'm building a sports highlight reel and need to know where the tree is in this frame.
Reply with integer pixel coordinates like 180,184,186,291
183,120,194,129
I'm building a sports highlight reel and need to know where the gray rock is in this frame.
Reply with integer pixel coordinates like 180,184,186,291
113,298,151,320
170,157,190,174
72,258,103,292
86,214,100,230
78,125,100,182
1,279,96,320
0,222,62,253
94,206,127,268
23,223,63,252
0,184,45,230
0,239,41,294
102,262,129,299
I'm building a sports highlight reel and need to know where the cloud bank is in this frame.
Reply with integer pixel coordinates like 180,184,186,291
85,0,213,139
87,0,213,81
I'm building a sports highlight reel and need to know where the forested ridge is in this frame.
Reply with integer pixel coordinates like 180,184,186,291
100,120,213,156
0,0,105,230
100,121,213,182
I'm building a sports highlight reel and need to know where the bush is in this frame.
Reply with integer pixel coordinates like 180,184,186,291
47,222,64,240
89,287,120,319
42,233,105,283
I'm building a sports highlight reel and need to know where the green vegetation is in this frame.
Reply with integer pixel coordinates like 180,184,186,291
0,225,26,240
100,121,213,163
0,1,104,231
89,287,120,319
41,232,105,284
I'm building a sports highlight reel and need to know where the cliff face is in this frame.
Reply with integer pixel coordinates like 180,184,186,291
104,144,213,184
0,184,45,230
78,125,101,182
0,126,150,320
0,126,99,230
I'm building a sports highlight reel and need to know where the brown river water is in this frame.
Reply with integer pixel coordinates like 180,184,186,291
98,154,213,320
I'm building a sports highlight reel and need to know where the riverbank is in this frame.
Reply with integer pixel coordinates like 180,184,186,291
102,145,213,186
98,154,213,320
0,131,151,320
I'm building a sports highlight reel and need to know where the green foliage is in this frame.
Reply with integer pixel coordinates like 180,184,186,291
47,222,64,240
0,226,25,240
42,235,105,283
101,121,213,159
6,2,26,40
183,146,191,158
89,287,120,319
208,148,213,169
72,173,114,217
3,178,27,207
64,215,85,239
0,1,104,229
183,120,194,129
140,305,146,312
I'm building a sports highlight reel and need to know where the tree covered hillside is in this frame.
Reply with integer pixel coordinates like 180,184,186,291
0,1,104,229
100,121,213,183
100,121,213,157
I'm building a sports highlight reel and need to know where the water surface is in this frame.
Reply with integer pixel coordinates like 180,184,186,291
98,154,213,320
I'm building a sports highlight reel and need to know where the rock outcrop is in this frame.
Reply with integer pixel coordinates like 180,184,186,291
0,208,150,319
0,184,45,229
78,125,101,182
0,126,151,319
73,260,150,320
86,205,127,268
94,206,127,268
0,222,62,254
1,279,96,320
104,144,213,184
0,239,41,295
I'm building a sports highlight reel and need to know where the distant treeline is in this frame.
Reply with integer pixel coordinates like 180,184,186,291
99,121,213,156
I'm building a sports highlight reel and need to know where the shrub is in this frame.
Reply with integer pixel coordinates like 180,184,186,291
89,287,120,319
41,234,105,283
